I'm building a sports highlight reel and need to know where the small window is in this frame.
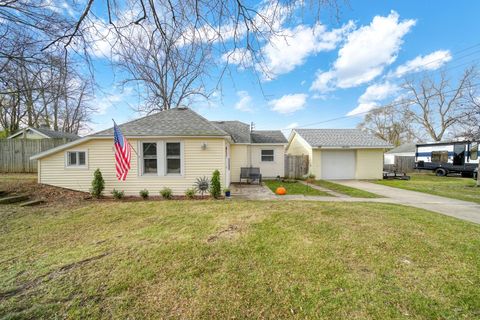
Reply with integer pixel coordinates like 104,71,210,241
261,149,274,162
142,142,157,174
431,151,448,163
166,142,181,174
471,143,478,160
66,151,86,167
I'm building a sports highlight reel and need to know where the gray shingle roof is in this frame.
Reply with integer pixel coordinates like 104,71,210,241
34,127,81,140
386,143,416,154
212,121,287,144
294,129,392,148
94,107,228,137
251,130,287,143
212,121,251,143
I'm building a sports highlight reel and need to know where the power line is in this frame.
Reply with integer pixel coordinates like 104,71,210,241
285,43,480,130
288,82,480,129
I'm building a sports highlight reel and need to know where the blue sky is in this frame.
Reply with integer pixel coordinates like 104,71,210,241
87,0,480,135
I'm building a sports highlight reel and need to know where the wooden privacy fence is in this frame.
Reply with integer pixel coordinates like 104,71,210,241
384,156,415,173
0,138,73,173
284,155,309,179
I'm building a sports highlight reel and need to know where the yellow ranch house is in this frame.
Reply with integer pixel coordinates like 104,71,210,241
30,107,287,195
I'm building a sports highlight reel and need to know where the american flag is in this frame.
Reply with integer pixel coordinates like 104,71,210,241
113,121,132,181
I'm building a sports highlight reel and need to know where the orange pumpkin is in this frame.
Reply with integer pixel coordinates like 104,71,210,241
275,186,287,195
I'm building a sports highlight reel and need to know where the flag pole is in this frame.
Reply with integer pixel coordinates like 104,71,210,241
113,119,139,156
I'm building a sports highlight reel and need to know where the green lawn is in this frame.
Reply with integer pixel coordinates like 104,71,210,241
313,180,381,198
264,180,332,196
1,199,480,319
374,173,480,204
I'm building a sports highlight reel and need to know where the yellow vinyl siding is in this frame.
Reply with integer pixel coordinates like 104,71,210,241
355,149,384,179
310,149,321,177
39,138,226,195
250,145,285,178
286,132,314,175
230,145,248,183
230,144,285,181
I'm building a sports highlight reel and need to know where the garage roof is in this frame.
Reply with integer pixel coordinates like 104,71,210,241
294,129,392,148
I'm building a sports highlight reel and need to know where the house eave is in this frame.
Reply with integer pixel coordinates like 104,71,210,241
8,127,51,139
30,135,232,160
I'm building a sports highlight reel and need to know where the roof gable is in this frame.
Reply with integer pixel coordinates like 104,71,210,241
8,127,80,140
293,129,392,148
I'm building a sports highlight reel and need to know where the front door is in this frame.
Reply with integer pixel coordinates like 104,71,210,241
453,144,466,166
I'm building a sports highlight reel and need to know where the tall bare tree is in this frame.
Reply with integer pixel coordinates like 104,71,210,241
402,67,479,142
114,21,212,112
358,105,417,146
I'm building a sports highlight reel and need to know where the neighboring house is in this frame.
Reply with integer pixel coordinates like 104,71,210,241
286,129,392,180
30,107,287,195
384,143,416,165
7,126,80,140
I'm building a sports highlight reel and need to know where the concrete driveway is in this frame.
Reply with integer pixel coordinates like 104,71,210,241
333,180,480,224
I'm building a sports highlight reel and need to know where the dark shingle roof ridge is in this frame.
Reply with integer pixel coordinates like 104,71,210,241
183,108,229,135
34,127,80,139
92,107,228,136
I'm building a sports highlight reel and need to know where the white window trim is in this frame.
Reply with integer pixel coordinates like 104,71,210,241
164,141,184,176
139,141,163,176
64,150,88,169
137,140,184,177
261,149,275,162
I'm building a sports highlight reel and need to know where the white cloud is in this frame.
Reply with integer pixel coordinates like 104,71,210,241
392,50,452,77
260,22,354,79
93,87,134,115
311,11,416,92
286,122,299,129
347,81,399,116
311,93,328,100
268,93,308,114
234,91,253,112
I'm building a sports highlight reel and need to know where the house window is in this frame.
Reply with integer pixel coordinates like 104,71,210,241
66,151,86,167
142,142,158,174
471,143,478,160
166,142,181,174
261,149,274,162
431,151,448,163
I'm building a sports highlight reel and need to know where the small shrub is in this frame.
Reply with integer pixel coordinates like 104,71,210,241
185,188,196,199
194,176,209,196
160,187,173,199
210,169,221,199
305,173,316,185
111,189,125,200
139,189,149,199
90,169,105,198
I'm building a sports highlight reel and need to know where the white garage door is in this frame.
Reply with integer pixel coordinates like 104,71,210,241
321,150,356,179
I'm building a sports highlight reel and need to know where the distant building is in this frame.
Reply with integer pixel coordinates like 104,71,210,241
7,126,80,140
384,143,416,165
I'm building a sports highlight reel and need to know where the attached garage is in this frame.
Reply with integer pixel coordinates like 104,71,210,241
321,150,356,179
286,129,392,180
